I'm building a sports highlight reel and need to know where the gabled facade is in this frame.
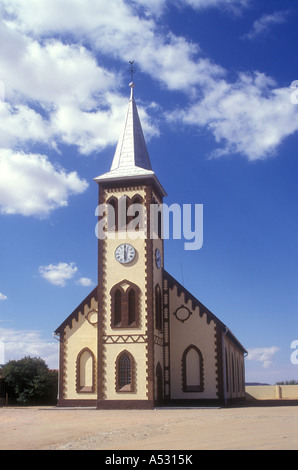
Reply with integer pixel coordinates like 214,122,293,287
54,82,246,408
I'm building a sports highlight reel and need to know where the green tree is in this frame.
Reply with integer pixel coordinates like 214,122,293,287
2,356,58,405
276,380,298,385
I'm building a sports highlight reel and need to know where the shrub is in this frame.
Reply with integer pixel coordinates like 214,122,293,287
2,356,58,405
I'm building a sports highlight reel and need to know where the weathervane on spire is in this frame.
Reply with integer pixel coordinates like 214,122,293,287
129,60,136,84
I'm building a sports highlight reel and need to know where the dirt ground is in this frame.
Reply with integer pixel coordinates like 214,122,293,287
1,404,298,450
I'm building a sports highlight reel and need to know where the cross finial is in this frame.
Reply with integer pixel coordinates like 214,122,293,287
129,60,136,84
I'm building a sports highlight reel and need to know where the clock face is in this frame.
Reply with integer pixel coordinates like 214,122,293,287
155,248,161,268
115,244,136,264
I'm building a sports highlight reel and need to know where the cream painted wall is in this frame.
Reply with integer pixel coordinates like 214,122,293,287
169,285,218,400
63,296,97,400
246,385,298,400
102,343,148,400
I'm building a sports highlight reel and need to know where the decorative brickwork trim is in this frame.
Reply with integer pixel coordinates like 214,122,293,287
145,184,154,402
215,324,224,400
54,289,97,401
58,330,65,400
162,275,171,400
163,269,246,354
97,183,106,401
54,287,98,333
103,335,147,344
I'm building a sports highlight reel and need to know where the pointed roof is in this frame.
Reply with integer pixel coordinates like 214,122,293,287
94,82,166,196
110,82,153,174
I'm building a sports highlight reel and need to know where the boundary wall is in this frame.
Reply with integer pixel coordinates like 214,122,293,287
246,385,298,401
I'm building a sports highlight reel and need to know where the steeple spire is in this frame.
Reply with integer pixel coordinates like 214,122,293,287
109,81,153,174
94,80,166,196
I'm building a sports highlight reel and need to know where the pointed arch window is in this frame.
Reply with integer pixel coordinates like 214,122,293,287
127,194,144,231
106,196,118,232
116,351,135,392
128,289,136,325
182,345,204,392
152,198,163,239
110,280,140,328
76,348,95,393
114,289,122,326
106,194,145,233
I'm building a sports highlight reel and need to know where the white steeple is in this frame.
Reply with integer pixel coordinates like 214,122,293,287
110,82,153,173
95,82,157,182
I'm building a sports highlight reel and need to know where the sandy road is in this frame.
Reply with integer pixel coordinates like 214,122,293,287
1,405,298,450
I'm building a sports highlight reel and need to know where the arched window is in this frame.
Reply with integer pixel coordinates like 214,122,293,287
114,289,122,326
151,199,163,239
110,280,140,328
118,195,128,231
127,194,144,231
76,348,95,393
128,289,136,325
155,284,162,332
106,196,118,232
158,209,162,239
182,345,204,392
116,351,135,392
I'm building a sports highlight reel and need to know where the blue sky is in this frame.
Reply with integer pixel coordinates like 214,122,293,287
0,0,297,384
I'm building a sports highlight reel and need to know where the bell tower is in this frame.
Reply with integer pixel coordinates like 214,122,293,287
94,81,166,409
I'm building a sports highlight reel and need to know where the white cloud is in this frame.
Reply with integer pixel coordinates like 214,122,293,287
131,0,250,16
246,346,280,368
0,327,59,369
0,0,296,168
39,262,78,287
243,11,289,40
0,293,7,301
0,9,160,158
0,149,88,217
0,27,116,108
168,71,298,161
0,102,50,148
51,94,129,155
1,0,223,94
76,277,94,287
177,0,250,13
39,262,94,288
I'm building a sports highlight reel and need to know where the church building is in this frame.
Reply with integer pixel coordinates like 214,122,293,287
54,81,247,408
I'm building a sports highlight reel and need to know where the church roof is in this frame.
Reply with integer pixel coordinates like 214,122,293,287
94,82,166,196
